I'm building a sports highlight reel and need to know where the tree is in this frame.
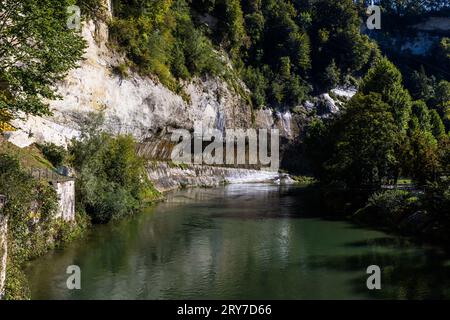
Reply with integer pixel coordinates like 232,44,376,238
304,118,335,181
0,0,86,119
215,0,248,59
324,93,398,187
430,109,446,139
400,129,441,185
411,100,431,132
322,59,341,91
433,80,450,131
409,67,435,103
311,0,377,87
435,37,450,79
70,130,158,223
360,57,412,131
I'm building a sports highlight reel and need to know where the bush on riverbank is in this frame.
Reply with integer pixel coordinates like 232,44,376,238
353,189,419,227
69,132,160,223
353,179,450,242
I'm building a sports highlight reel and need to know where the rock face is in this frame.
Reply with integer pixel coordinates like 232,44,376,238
0,212,7,299
8,20,254,148
412,17,450,34
147,162,280,192
366,17,450,57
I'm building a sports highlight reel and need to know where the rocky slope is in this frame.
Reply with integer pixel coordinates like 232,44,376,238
4,10,355,186
6,19,270,148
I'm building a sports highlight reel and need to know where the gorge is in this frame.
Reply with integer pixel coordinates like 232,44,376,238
1,0,449,301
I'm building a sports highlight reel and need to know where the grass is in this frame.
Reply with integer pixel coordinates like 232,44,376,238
292,176,317,185
397,178,413,185
0,137,55,170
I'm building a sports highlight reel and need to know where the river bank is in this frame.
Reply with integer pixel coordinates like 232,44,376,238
305,184,450,248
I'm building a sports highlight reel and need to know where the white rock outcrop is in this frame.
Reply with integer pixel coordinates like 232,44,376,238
7,19,254,148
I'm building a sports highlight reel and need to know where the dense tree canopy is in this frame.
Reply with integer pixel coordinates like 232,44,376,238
360,57,412,131
322,93,398,187
0,0,86,120
107,0,380,108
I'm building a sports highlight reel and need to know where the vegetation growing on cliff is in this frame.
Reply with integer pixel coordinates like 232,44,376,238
103,0,380,108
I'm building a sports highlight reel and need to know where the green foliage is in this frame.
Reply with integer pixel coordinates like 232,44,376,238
360,57,412,131
214,0,248,59
69,130,160,223
410,67,435,103
109,0,225,92
432,80,450,132
306,93,399,187
37,143,68,168
304,118,334,181
424,179,450,222
106,0,385,108
411,100,431,133
367,190,412,217
326,93,398,187
0,153,86,299
3,264,30,301
0,0,86,119
322,59,341,91
76,0,108,19
434,37,450,79
430,109,446,139
353,189,417,227
400,128,441,185
310,0,379,88
242,66,268,107
53,210,91,245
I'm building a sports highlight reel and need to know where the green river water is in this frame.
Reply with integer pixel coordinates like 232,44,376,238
26,184,450,299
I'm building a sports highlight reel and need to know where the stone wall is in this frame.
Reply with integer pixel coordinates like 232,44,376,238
147,161,281,192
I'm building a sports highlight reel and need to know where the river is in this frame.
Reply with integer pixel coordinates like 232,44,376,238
26,184,450,299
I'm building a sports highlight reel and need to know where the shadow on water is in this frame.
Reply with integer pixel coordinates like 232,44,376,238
306,237,450,299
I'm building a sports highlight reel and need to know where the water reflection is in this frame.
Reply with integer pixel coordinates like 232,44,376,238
26,184,450,299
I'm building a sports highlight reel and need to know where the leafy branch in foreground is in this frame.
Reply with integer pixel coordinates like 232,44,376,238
0,0,86,119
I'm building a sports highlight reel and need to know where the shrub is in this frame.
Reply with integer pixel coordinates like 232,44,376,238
354,189,415,227
69,132,160,223
367,190,412,216
0,153,76,299
37,143,67,167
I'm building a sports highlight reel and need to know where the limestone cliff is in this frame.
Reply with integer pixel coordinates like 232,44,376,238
6,19,272,148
